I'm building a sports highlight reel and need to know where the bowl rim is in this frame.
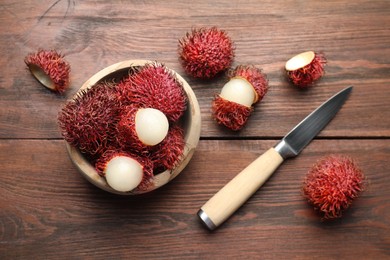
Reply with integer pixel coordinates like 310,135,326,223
65,59,201,195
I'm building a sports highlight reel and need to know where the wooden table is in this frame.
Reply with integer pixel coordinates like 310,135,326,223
1,1,389,259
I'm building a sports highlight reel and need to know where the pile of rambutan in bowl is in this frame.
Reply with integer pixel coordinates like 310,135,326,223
58,60,201,195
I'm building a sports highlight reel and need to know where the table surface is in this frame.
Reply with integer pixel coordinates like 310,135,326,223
1,0,389,259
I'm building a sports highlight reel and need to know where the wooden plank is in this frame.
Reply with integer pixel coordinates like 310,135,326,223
0,139,388,259
0,0,389,138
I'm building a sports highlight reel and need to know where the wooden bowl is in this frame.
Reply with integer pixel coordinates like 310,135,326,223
65,60,201,195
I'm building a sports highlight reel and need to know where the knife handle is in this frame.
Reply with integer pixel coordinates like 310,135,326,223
198,147,284,230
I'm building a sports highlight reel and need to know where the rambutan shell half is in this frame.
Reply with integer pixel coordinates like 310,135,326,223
212,95,252,131
302,154,365,220
285,51,327,88
24,49,71,93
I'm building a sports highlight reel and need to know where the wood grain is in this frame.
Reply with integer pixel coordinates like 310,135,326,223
0,0,389,259
0,139,389,259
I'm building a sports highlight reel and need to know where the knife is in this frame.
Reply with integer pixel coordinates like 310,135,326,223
198,86,353,230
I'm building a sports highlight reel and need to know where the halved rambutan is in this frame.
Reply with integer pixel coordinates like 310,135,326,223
116,63,187,122
228,65,269,103
151,124,185,172
58,82,120,155
178,27,234,79
212,65,268,131
285,51,327,88
95,148,154,192
302,154,365,220
116,105,169,152
24,49,71,93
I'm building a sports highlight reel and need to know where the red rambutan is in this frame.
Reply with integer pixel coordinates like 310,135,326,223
95,148,154,192
302,154,365,220
116,105,169,152
116,63,187,122
212,65,268,131
58,82,121,155
178,27,234,79
24,49,71,93
285,51,327,88
151,124,185,172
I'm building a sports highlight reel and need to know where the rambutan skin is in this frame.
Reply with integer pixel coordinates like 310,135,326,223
287,52,327,88
24,49,71,93
58,83,121,156
95,148,154,191
116,63,187,122
151,124,185,171
302,154,365,220
212,95,253,131
178,27,234,79
229,65,269,103
115,104,150,153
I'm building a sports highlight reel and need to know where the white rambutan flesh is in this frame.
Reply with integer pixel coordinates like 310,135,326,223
135,108,169,146
219,78,255,107
104,156,144,192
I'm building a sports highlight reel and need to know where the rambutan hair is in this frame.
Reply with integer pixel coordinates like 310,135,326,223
302,154,365,220
24,49,71,93
151,124,185,172
178,27,234,79
58,82,121,156
229,65,269,103
95,148,154,191
286,52,326,88
116,63,187,122
212,95,253,131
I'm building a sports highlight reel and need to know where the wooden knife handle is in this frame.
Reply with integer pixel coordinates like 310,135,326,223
198,148,284,230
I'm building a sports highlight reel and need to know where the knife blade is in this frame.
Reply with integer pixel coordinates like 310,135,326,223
198,86,353,230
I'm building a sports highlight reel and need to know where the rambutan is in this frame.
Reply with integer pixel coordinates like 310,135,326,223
285,51,326,88
95,148,154,192
151,124,185,172
178,27,234,79
116,105,169,152
24,49,71,93
58,82,121,156
302,154,365,220
212,65,268,131
116,63,187,122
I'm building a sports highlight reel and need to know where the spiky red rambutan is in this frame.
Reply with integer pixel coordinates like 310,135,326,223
116,63,187,122
229,65,269,103
302,154,365,220
58,82,121,155
95,148,154,192
285,51,326,88
178,27,234,79
24,49,71,93
151,124,185,172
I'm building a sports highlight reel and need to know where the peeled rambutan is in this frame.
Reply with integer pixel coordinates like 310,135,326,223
178,27,234,79
302,154,365,220
116,63,187,122
151,124,185,172
58,82,121,156
24,49,71,93
212,65,268,131
116,105,169,152
95,148,154,192
285,51,326,88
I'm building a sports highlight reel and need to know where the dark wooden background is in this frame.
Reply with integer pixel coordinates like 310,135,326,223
1,0,389,259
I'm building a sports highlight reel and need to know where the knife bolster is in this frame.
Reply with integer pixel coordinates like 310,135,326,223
274,139,298,159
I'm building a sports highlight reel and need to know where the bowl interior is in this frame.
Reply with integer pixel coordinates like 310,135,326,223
66,60,201,195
